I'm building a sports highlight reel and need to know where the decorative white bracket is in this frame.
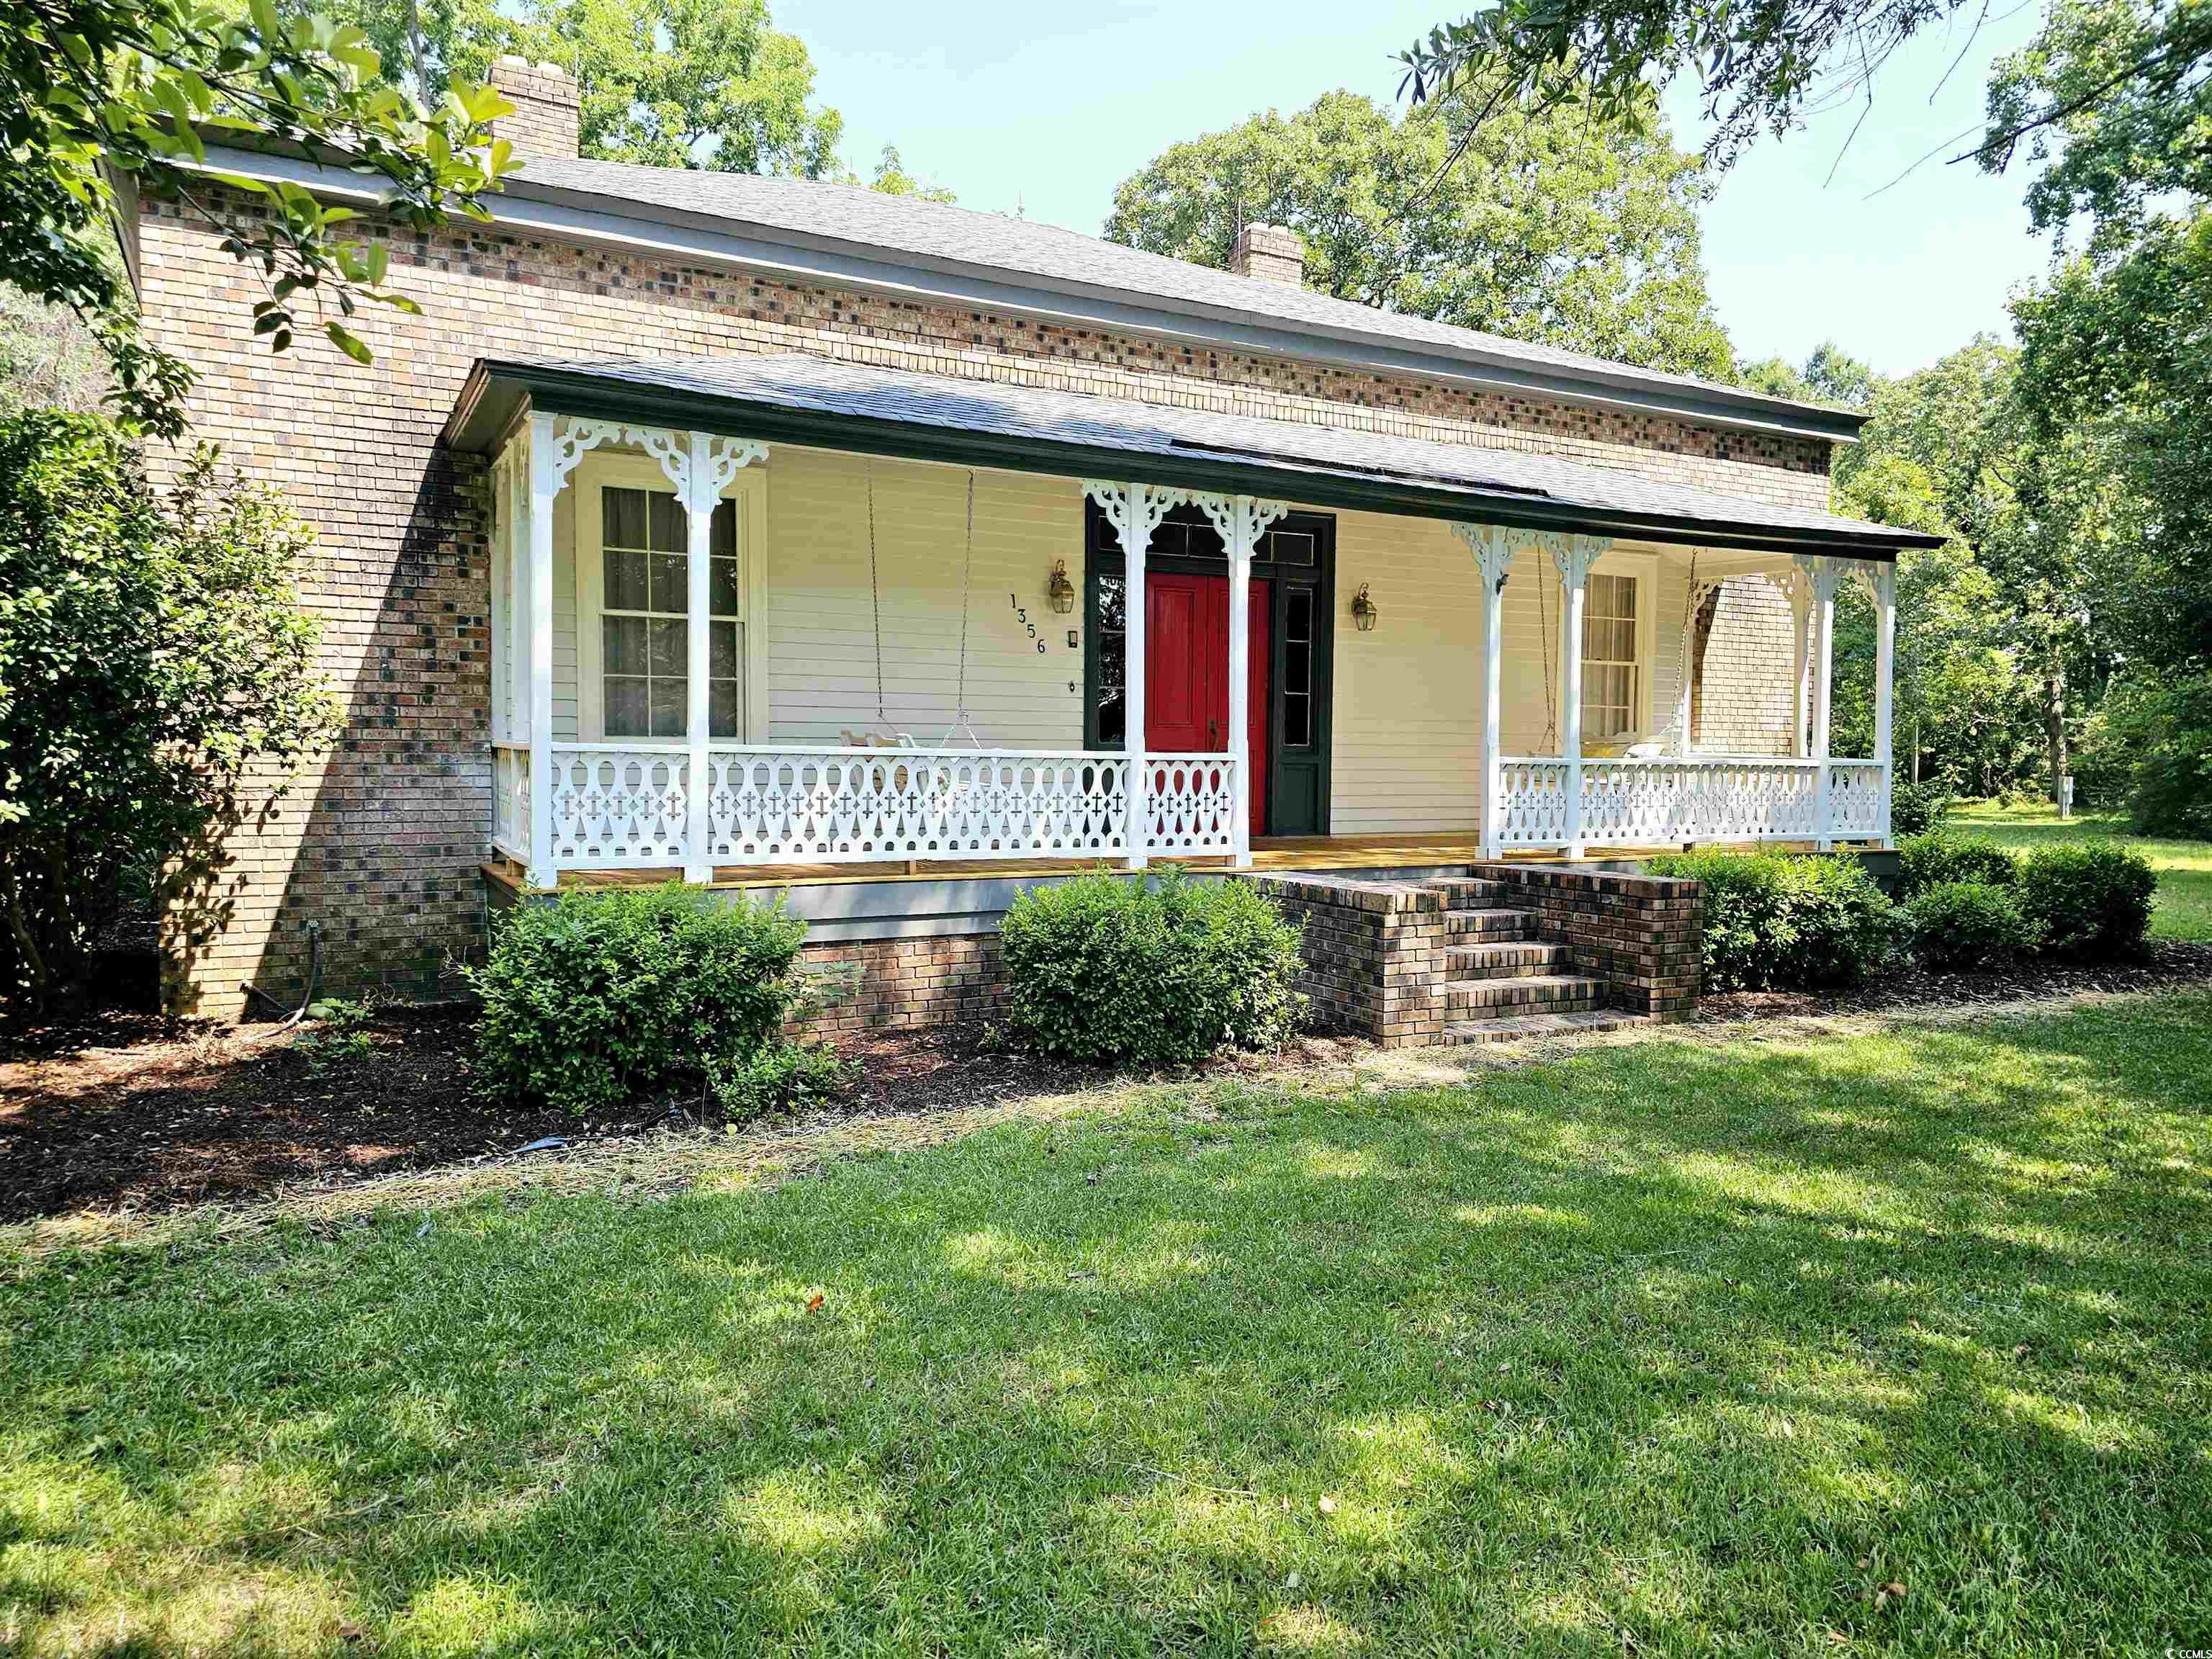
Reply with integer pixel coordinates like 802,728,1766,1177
1853,559,1897,608
1452,523,1519,593
1187,491,1291,551
1792,552,1851,604
1082,479,1186,554
1547,530,1614,592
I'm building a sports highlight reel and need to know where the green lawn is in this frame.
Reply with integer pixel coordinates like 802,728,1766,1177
6,996,2212,1656
1949,799,2212,941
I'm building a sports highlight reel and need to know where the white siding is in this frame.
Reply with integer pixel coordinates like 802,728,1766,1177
1330,521,1693,832
762,450,1087,747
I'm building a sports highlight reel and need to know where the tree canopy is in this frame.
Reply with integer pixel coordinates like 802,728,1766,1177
4,0,516,436
1105,89,1733,379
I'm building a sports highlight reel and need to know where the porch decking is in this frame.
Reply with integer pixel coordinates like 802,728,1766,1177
480,828,1879,897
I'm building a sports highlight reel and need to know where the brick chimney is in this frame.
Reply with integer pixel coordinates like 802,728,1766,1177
487,56,580,162
1230,222,1305,287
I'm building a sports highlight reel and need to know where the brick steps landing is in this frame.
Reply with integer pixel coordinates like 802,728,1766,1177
1253,863,1701,1048
1442,1010,1649,1046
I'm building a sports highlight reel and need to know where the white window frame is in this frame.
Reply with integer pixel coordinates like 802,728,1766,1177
575,451,770,742
1580,551,1658,739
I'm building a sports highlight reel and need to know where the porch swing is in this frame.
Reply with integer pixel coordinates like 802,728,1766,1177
835,465,992,869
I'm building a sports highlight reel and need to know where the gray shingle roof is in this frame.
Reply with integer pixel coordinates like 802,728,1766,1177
456,351,1937,555
508,157,1859,441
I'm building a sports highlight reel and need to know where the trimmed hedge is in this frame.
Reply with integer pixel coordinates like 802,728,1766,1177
1643,849,1894,992
1000,868,1305,1066
1903,881,2041,971
2015,845,2158,961
1896,832,2018,899
469,884,813,1117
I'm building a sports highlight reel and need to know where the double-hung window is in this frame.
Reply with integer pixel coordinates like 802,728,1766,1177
586,477,743,739
1580,572,1643,739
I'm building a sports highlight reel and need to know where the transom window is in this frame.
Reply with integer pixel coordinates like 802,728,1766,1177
1580,572,1642,739
598,486,741,739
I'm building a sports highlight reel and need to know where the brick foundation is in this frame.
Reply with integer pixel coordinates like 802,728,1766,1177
788,934,1005,1038
1465,863,1703,1019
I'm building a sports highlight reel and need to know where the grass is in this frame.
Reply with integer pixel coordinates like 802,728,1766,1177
6,995,2212,1656
1946,799,2212,941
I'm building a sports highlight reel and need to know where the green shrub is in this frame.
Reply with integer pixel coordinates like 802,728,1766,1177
469,884,807,1116
712,1040,857,1120
999,868,1305,1066
1896,832,2018,899
1903,881,2041,971
0,410,336,1010
1645,849,1895,992
1888,777,1954,838
2014,845,2159,961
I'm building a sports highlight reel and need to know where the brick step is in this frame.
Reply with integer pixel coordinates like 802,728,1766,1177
1442,907,1540,940
1445,940,1570,979
1443,974,1606,1017
1440,1010,1652,1046
1416,878,1512,907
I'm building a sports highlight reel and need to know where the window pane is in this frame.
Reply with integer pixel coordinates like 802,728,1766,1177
711,499,737,559
602,487,647,550
1287,588,1313,642
605,675,647,736
1097,573,1125,634
649,491,685,553
710,619,739,680
649,677,685,737
1285,639,1310,694
710,555,739,617
604,547,649,611
648,552,687,614
710,678,739,739
1097,688,1125,747
648,618,687,677
1285,692,1311,747
1268,531,1316,567
603,615,647,675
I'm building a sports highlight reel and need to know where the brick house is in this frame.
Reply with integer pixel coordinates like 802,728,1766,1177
121,57,1940,1043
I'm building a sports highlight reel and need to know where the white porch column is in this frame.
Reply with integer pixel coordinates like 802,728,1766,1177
1084,480,1182,870
1194,494,1290,868
523,414,563,889
1784,570,1813,757
1453,525,1516,857
1548,532,1611,859
1797,554,1845,849
653,430,768,884
1863,559,1898,845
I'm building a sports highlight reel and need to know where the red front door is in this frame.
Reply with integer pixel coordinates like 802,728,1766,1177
1145,572,1270,839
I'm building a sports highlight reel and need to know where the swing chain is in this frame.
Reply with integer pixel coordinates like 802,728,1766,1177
866,464,888,728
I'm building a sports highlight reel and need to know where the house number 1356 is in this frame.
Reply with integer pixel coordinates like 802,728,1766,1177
1008,593,1046,652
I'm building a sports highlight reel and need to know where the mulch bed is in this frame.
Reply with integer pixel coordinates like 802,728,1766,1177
1694,938,2212,1023
0,1008,1101,1225
8,942,2209,1226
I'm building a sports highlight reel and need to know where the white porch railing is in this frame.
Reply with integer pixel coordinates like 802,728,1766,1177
1495,755,1887,850
708,746,1131,864
492,744,529,865
1146,754,1238,857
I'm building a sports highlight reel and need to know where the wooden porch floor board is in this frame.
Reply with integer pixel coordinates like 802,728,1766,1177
482,831,1851,896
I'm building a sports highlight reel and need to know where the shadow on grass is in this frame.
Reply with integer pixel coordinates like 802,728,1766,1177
4,993,2210,1655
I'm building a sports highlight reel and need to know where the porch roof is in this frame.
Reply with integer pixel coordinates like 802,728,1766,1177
446,354,1943,559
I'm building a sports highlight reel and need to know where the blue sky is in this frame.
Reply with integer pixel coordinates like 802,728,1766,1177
784,0,2054,377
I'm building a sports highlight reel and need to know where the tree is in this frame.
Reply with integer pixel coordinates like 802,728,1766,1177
0,410,338,1011
1398,0,2210,174
300,0,948,191
1105,89,1733,379
869,145,956,204
4,0,516,438
1737,340,1875,408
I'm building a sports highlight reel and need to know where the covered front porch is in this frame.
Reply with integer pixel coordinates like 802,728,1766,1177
451,355,1931,892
